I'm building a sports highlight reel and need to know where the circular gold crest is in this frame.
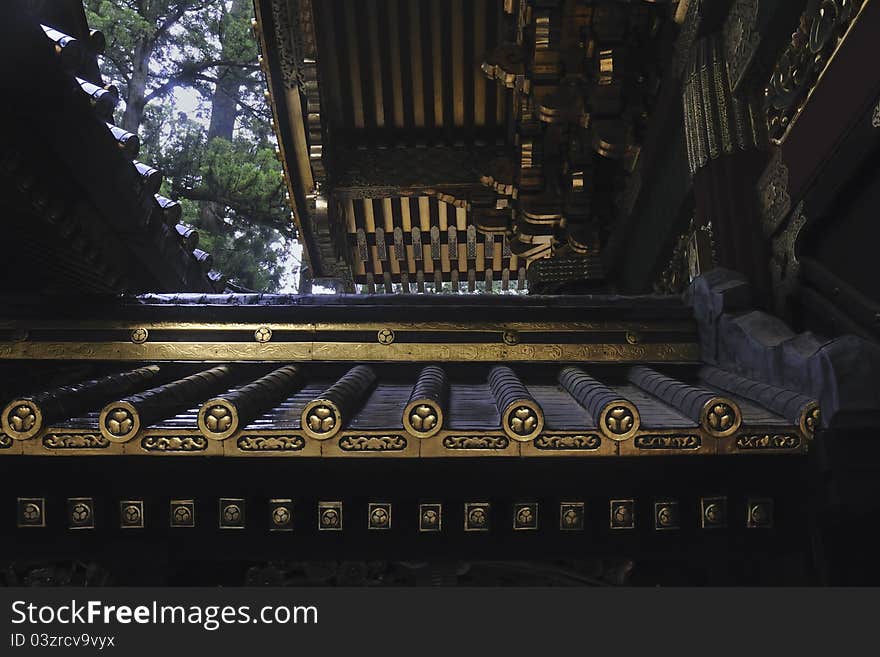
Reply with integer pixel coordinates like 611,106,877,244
22,503,42,522
254,326,273,343
502,330,519,346
301,400,341,440
501,400,544,442
320,508,340,528
701,397,742,438
377,328,395,345
598,400,640,441
98,401,140,443
1,399,43,441
130,328,149,344
197,398,239,441
370,506,389,527
467,506,487,528
403,399,443,439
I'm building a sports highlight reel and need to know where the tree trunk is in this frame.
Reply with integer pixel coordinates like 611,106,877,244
199,0,250,232
122,36,152,134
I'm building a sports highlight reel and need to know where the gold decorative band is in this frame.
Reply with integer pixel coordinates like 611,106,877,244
402,398,444,439
0,341,700,363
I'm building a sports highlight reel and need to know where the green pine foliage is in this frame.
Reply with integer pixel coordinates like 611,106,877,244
85,0,295,291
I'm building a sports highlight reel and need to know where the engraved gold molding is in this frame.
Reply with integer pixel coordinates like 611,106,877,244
501,399,544,443
235,434,306,452
0,341,700,363
700,397,742,438
735,433,801,450
534,434,600,450
99,402,140,444
301,399,341,440
338,435,407,452
120,500,144,529
598,400,640,442
139,433,210,454
1,399,43,441
403,399,444,439
43,433,110,449
198,399,239,441
633,434,701,451
766,0,870,144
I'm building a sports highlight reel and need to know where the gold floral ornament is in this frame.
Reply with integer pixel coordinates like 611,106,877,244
501,400,544,442
98,402,140,443
197,399,239,441
377,328,395,345
598,400,640,441
1,399,43,440
254,326,273,343
130,328,149,344
701,397,742,438
403,399,443,439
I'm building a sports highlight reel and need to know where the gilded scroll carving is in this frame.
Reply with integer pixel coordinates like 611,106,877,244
141,435,208,452
735,433,801,449
236,435,306,451
534,435,601,450
442,435,510,450
42,434,110,449
634,434,702,450
338,435,407,451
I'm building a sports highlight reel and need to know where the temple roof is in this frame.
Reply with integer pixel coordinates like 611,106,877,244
0,1,223,294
